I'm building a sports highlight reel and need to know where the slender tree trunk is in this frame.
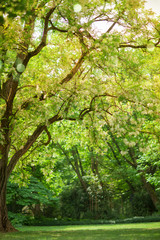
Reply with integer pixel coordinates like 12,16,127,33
31,204,42,219
141,175,159,210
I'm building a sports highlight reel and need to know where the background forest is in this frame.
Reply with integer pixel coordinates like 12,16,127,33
7,120,160,226
0,0,160,231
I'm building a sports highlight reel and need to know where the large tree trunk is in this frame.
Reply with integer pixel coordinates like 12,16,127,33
0,106,17,232
0,165,17,232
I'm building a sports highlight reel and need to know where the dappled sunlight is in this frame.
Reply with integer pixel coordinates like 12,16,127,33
1,227,160,240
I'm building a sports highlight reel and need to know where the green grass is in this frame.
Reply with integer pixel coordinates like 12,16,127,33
1,222,160,240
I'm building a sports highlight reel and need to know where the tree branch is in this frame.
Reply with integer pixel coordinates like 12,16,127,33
106,16,120,33
7,114,62,178
119,44,147,49
60,51,88,85
23,6,57,66
48,20,68,32
79,93,117,119
41,126,52,146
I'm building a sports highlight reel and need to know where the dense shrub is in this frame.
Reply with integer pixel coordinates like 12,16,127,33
8,212,31,226
24,215,160,226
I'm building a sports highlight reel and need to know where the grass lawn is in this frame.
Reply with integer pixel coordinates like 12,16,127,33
0,222,160,240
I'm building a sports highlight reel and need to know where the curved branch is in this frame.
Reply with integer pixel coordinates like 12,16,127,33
79,93,117,119
23,6,57,66
7,114,62,178
41,126,52,146
48,20,68,32
60,51,88,85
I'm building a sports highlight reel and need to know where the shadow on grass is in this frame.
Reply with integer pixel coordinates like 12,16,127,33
1,229,160,240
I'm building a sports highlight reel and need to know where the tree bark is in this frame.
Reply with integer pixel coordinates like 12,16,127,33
140,175,159,210
0,164,17,232
0,77,18,232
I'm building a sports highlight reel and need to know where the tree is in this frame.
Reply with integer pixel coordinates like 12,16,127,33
0,0,159,232
103,122,159,210
32,117,158,218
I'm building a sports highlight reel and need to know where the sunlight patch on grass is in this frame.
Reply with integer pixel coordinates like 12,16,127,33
0,222,160,240
18,222,160,232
